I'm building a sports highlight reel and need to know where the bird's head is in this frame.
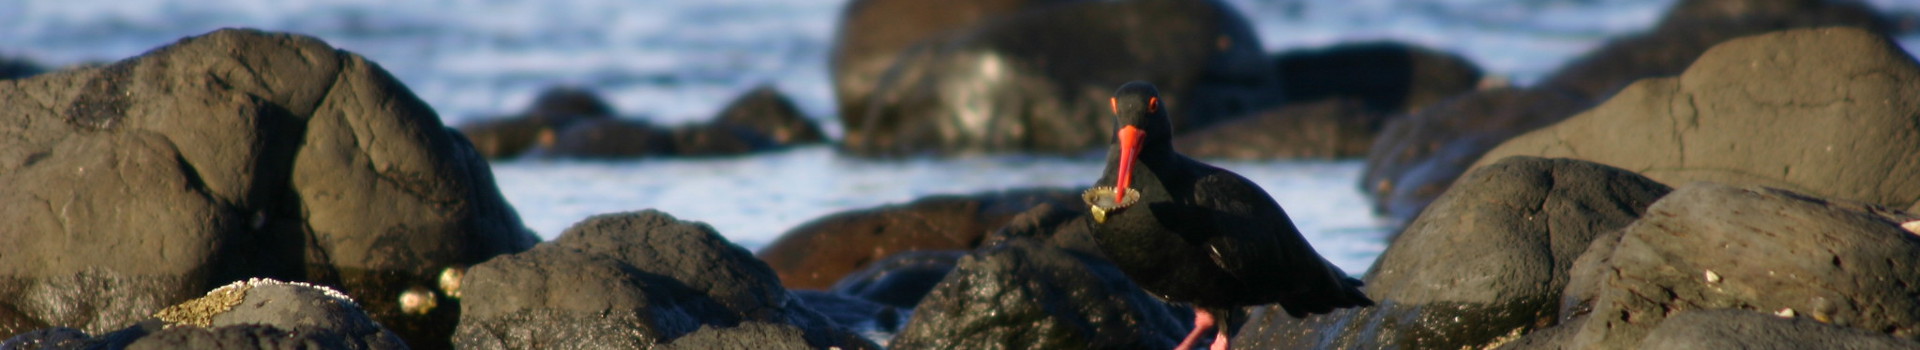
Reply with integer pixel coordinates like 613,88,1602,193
1103,81,1172,208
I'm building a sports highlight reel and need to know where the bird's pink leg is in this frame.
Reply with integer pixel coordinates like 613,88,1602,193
1211,326,1231,350
1175,308,1218,350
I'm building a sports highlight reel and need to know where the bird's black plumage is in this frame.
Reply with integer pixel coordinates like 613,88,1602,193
1089,81,1371,349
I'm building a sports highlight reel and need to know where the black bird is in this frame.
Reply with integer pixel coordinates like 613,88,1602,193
1086,81,1372,350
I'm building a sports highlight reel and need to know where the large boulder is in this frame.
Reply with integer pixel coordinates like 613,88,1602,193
829,0,1089,127
1361,88,1592,222
1,278,407,349
453,210,875,350
1237,156,1671,349
1172,98,1388,160
888,237,1188,349
1545,183,1920,349
0,28,538,349
1477,27,1920,213
1637,309,1920,349
1539,0,1894,100
756,188,1080,290
827,250,966,309
842,0,1274,156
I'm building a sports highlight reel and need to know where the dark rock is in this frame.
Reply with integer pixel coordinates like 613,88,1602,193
1361,88,1592,222
1173,98,1389,160
0,28,538,349
1551,183,1920,349
1540,0,1894,100
842,0,1275,156
1479,27,1920,213
654,322,819,350
1,53,43,80
830,0,1089,129
889,237,1187,349
713,84,826,147
790,291,907,346
454,210,876,350
541,118,675,158
985,202,1104,257
1237,156,1671,349
756,188,1080,290
828,250,964,309
2,279,408,350
456,86,617,158
1271,41,1485,115
1638,309,1920,349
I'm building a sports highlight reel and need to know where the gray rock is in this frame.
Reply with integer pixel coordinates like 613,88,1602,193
1478,27,1920,213
829,0,1089,132
1540,0,1894,100
454,210,876,350
889,237,1186,349
827,250,964,309
842,0,1274,156
0,28,538,349
1237,156,1670,349
1554,183,1920,349
1638,309,1920,350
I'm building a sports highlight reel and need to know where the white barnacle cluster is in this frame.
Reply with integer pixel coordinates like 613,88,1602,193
233,277,359,305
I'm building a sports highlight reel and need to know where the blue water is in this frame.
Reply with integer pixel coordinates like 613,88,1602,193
5,0,1917,274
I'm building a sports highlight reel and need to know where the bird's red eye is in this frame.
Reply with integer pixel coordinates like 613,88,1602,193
1110,97,1118,115
1147,97,1158,113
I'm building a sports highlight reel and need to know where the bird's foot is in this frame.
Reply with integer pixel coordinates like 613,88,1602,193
1175,308,1218,350
1211,327,1231,350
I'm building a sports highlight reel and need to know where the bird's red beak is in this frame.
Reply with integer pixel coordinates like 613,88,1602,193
1114,125,1144,204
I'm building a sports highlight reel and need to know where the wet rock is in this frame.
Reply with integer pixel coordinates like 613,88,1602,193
1548,183,1920,349
2,278,408,350
790,291,907,347
1540,0,1894,100
1636,309,1920,349
1237,156,1670,349
757,188,1080,290
1173,98,1388,160
843,0,1274,156
0,28,538,349
1361,88,1592,222
1272,41,1485,115
1479,27,1920,213
454,210,876,350
889,237,1187,349
828,250,965,309
830,0,1089,128
542,118,675,158
456,86,617,158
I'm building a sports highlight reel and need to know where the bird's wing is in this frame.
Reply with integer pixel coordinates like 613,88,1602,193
1190,170,1356,298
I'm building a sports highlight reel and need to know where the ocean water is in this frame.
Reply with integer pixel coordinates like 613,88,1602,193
4,0,1917,274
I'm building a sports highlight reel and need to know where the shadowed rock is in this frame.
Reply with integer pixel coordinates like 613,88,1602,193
1637,309,1920,349
1272,41,1485,115
1361,88,1592,222
1174,98,1389,160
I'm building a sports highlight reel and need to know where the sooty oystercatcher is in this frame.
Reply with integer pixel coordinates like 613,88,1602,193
1084,81,1372,350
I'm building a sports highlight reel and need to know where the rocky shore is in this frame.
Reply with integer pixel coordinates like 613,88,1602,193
6,0,1920,349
